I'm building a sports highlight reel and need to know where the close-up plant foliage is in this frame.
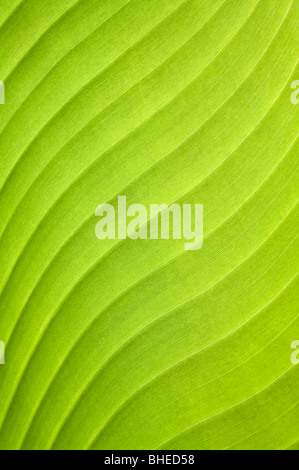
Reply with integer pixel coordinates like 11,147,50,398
0,0,298,451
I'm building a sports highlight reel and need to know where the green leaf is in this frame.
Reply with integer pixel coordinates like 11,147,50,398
0,0,298,450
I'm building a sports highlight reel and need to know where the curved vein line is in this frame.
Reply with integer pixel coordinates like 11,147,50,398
0,0,257,205
224,401,299,450
79,249,296,446
25,243,297,449
0,0,146,141
157,365,295,449
0,0,230,218
284,438,299,450
3,0,281,313
0,0,194,194
3,116,297,444
84,271,298,449
2,0,266,434
0,2,293,324
0,1,238,304
1,0,85,85
90,292,298,450
0,0,28,34
1,0,133,84
33,143,299,445
2,124,297,440
21,157,299,447
2,59,296,355
0,0,296,452
0,0,296,436
128,308,299,452
25,202,298,448
0,0,135,146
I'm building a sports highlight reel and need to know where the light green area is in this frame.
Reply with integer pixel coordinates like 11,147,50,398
0,0,298,450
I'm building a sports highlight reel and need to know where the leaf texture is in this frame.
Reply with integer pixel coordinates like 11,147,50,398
0,0,298,450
